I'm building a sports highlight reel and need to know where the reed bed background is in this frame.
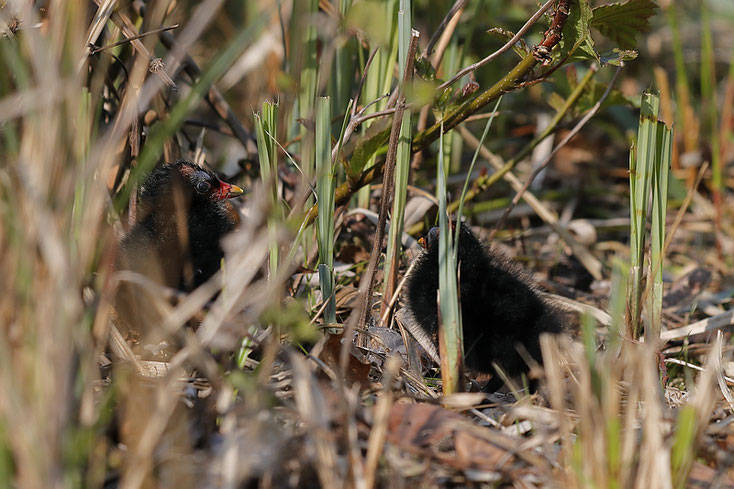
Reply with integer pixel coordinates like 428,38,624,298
1,0,733,488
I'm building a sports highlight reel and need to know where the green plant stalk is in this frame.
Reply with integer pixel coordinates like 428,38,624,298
332,0,354,122
356,50,382,209
627,91,659,339
382,0,412,315
443,40,465,174
245,100,280,366
303,49,532,225
410,64,594,237
436,123,464,395
302,2,570,227
316,97,336,324
254,101,280,279
454,96,502,251
357,0,398,209
666,5,692,150
412,52,536,153
607,258,628,353
700,1,724,260
299,0,318,182
700,2,720,191
647,121,672,341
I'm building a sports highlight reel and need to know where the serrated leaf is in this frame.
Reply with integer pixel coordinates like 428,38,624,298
576,80,635,113
487,27,530,58
414,55,436,82
346,122,390,177
600,48,638,66
591,0,658,50
573,36,599,62
548,71,634,116
557,0,599,62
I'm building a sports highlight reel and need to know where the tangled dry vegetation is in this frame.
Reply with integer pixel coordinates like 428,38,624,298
1,1,733,488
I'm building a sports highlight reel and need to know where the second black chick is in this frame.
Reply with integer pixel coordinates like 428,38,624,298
115,161,243,344
404,224,564,391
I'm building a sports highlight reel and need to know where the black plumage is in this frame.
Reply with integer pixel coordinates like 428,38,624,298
115,161,243,343
404,224,563,390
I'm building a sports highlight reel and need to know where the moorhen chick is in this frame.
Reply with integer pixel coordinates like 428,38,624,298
114,160,243,344
403,224,564,391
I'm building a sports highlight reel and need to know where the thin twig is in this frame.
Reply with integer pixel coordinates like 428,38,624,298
352,48,380,120
333,48,381,163
351,107,400,127
94,2,177,89
425,0,468,57
131,2,256,158
664,357,734,386
380,256,420,326
412,0,466,171
302,0,571,227
490,64,623,238
663,161,708,257
89,24,180,54
356,30,420,334
438,0,556,90
463,111,503,122
458,125,603,279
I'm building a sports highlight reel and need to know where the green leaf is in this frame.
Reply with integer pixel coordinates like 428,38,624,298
576,80,636,113
591,0,658,50
600,48,638,66
547,92,567,113
414,55,437,81
557,0,598,62
346,122,390,178
486,27,529,58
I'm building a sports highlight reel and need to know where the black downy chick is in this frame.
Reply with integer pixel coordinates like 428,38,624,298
404,224,564,391
115,161,243,343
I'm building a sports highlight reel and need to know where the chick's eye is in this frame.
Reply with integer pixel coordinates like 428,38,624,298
195,181,211,193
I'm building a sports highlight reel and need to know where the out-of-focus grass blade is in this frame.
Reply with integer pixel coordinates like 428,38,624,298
299,0,318,184
454,97,502,252
671,405,697,489
383,0,412,317
316,96,336,324
332,0,354,120
700,2,720,193
356,0,398,209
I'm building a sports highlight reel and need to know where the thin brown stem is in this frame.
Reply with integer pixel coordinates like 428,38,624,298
356,30,419,334
425,0,469,56
89,24,179,55
412,0,466,172
131,1,256,158
302,0,570,229
437,0,556,90
490,64,621,239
